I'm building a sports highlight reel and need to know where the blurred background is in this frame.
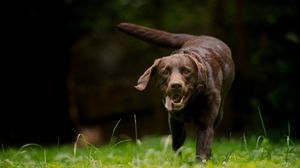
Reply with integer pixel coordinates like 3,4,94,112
2,0,299,146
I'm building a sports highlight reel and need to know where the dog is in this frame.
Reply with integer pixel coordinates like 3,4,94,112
117,22,235,161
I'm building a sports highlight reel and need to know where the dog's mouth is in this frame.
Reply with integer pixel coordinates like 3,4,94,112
164,93,189,112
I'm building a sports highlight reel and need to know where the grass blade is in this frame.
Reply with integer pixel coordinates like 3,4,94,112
258,106,267,138
110,119,122,146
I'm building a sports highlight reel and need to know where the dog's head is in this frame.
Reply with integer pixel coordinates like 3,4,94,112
135,54,206,112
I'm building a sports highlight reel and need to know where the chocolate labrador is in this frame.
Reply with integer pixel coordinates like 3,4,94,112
117,22,235,161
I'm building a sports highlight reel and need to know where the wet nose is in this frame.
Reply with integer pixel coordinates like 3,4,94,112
170,81,183,89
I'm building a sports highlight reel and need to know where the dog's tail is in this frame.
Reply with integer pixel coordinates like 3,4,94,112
117,22,196,49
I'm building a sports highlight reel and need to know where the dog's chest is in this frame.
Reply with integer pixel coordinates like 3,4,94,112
170,100,206,124
170,91,214,124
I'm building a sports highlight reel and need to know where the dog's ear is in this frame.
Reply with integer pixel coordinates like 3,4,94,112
187,55,207,89
135,59,161,91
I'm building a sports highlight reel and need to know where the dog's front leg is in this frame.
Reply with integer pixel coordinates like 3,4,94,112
196,126,214,161
195,92,221,161
169,115,186,153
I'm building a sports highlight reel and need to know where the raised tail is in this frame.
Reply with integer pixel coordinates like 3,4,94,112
117,22,196,49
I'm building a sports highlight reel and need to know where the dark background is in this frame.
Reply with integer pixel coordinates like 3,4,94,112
2,0,299,145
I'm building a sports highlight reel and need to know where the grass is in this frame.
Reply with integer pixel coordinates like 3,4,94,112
1,111,299,167
0,134,299,168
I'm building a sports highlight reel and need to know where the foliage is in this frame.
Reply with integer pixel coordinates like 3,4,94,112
0,135,299,168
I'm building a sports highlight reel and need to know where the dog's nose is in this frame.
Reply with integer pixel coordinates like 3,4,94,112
170,82,183,89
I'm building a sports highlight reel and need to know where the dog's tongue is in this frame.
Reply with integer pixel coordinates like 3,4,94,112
165,96,173,111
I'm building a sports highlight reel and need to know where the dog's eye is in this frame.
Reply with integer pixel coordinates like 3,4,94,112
181,67,192,76
160,69,170,77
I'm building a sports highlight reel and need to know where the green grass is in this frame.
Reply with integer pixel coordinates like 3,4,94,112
0,135,299,168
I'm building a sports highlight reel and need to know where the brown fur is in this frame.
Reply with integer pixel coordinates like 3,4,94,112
117,22,235,161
